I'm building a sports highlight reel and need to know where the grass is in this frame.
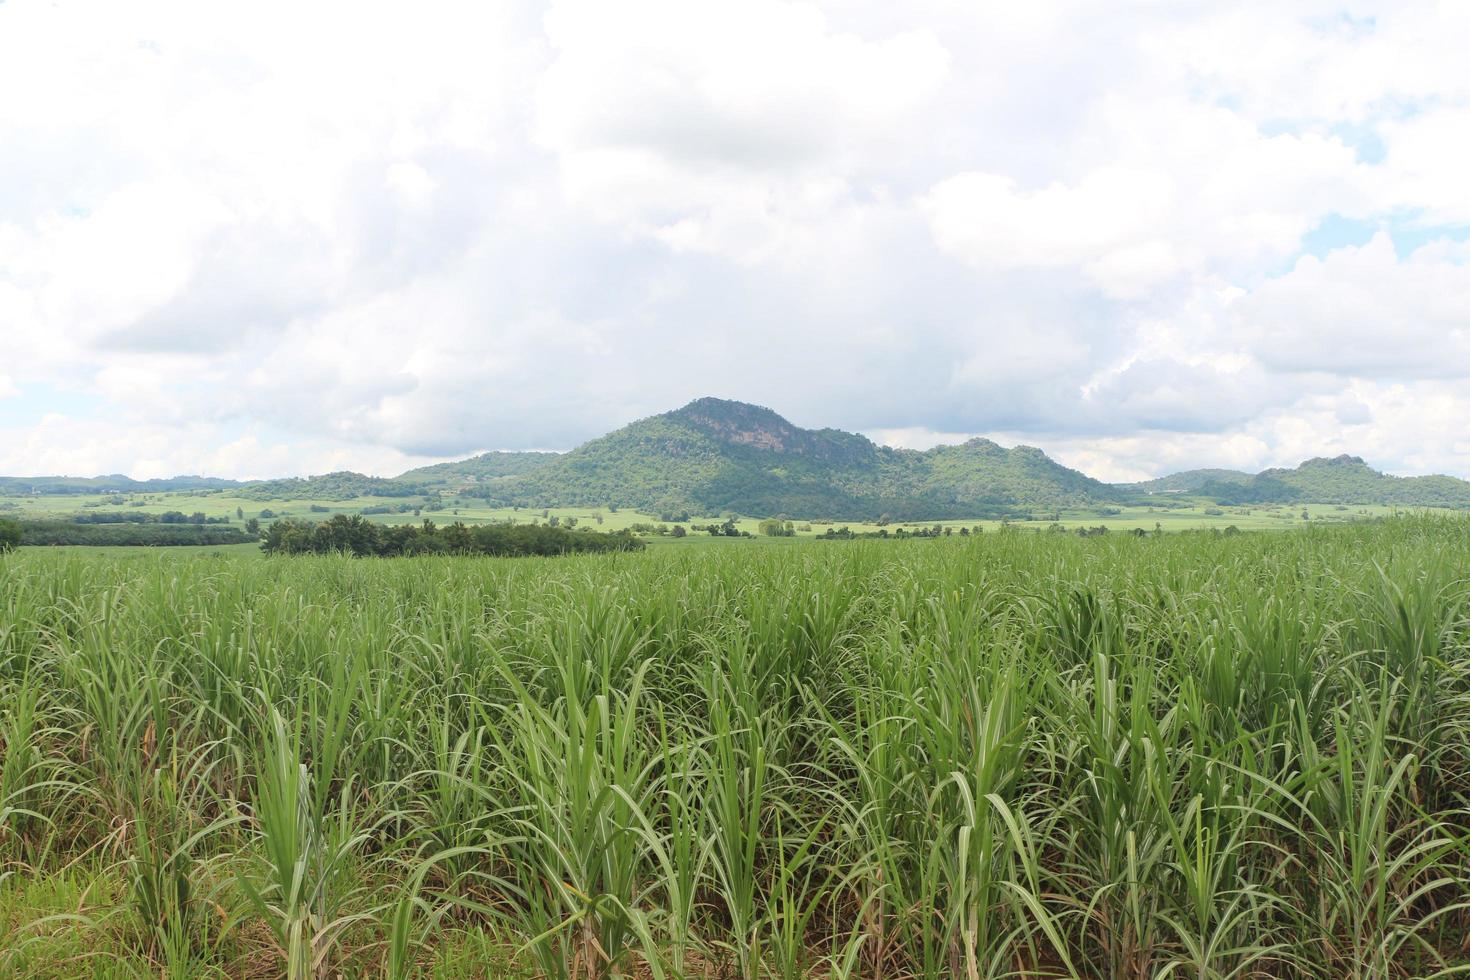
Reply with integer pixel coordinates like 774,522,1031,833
2,516,1470,977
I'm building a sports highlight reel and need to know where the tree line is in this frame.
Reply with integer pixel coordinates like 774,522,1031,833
260,514,643,557
8,520,256,547
70,510,233,525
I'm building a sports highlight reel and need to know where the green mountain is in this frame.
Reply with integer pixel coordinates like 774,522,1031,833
0,470,426,502
237,471,425,500
394,451,560,488
0,474,243,495
1123,469,1254,494
480,397,1119,520
8,399,1470,518
1199,455,1470,507
1125,454,1470,509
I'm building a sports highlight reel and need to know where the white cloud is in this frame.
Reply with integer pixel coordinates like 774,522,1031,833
537,0,947,171
534,0,947,262
920,98,1375,297
0,414,453,482
1,0,1469,482
1238,233,1470,378
1382,108,1470,225
1140,2,1470,126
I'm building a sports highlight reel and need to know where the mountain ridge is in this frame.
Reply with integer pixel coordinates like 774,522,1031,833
476,398,1121,520
394,450,560,486
4,398,1469,516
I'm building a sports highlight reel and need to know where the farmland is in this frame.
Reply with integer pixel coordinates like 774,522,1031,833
0,482,1427,546
3,517,1470,977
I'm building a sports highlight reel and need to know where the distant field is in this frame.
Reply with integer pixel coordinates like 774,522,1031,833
3,516,1469,976
0,486,1433,551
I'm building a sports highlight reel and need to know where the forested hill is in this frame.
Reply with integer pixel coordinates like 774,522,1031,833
1190,455,1470,507
393,451,560,488
1120,468,1254,494
7,399,1470,517
236,471,426,500
476,397,1121,520
0,474,243,495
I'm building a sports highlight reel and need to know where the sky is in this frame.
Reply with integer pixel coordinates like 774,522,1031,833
2,1,1469,483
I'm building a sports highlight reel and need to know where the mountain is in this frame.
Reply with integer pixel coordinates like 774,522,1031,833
1123,469,1255,494
1198,455,1470,507
394,451,560,488
7,399,1470,518
237,471,426,500
0,474,243,495
480,397,1120,520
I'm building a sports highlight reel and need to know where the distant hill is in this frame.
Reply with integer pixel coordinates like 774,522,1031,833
1123,469,1255,494
6,399,1470,518
482,397,1119,520
0,474,242,495
237,471,426,501
1199,455,1470,508
394,451,560,488
0,470,425,502
1123,456,1470,509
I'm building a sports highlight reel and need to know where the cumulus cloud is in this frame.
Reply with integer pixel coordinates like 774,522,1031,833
537,0,947,173
534,0,947,264
1,0,1469,481
920,100,1376,297
1237,234,1470,378
0,413,451,482
1382,108,1470,225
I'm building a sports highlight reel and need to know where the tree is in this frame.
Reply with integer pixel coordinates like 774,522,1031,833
671,524,686,538
0,518,20,552
259,512,642,557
